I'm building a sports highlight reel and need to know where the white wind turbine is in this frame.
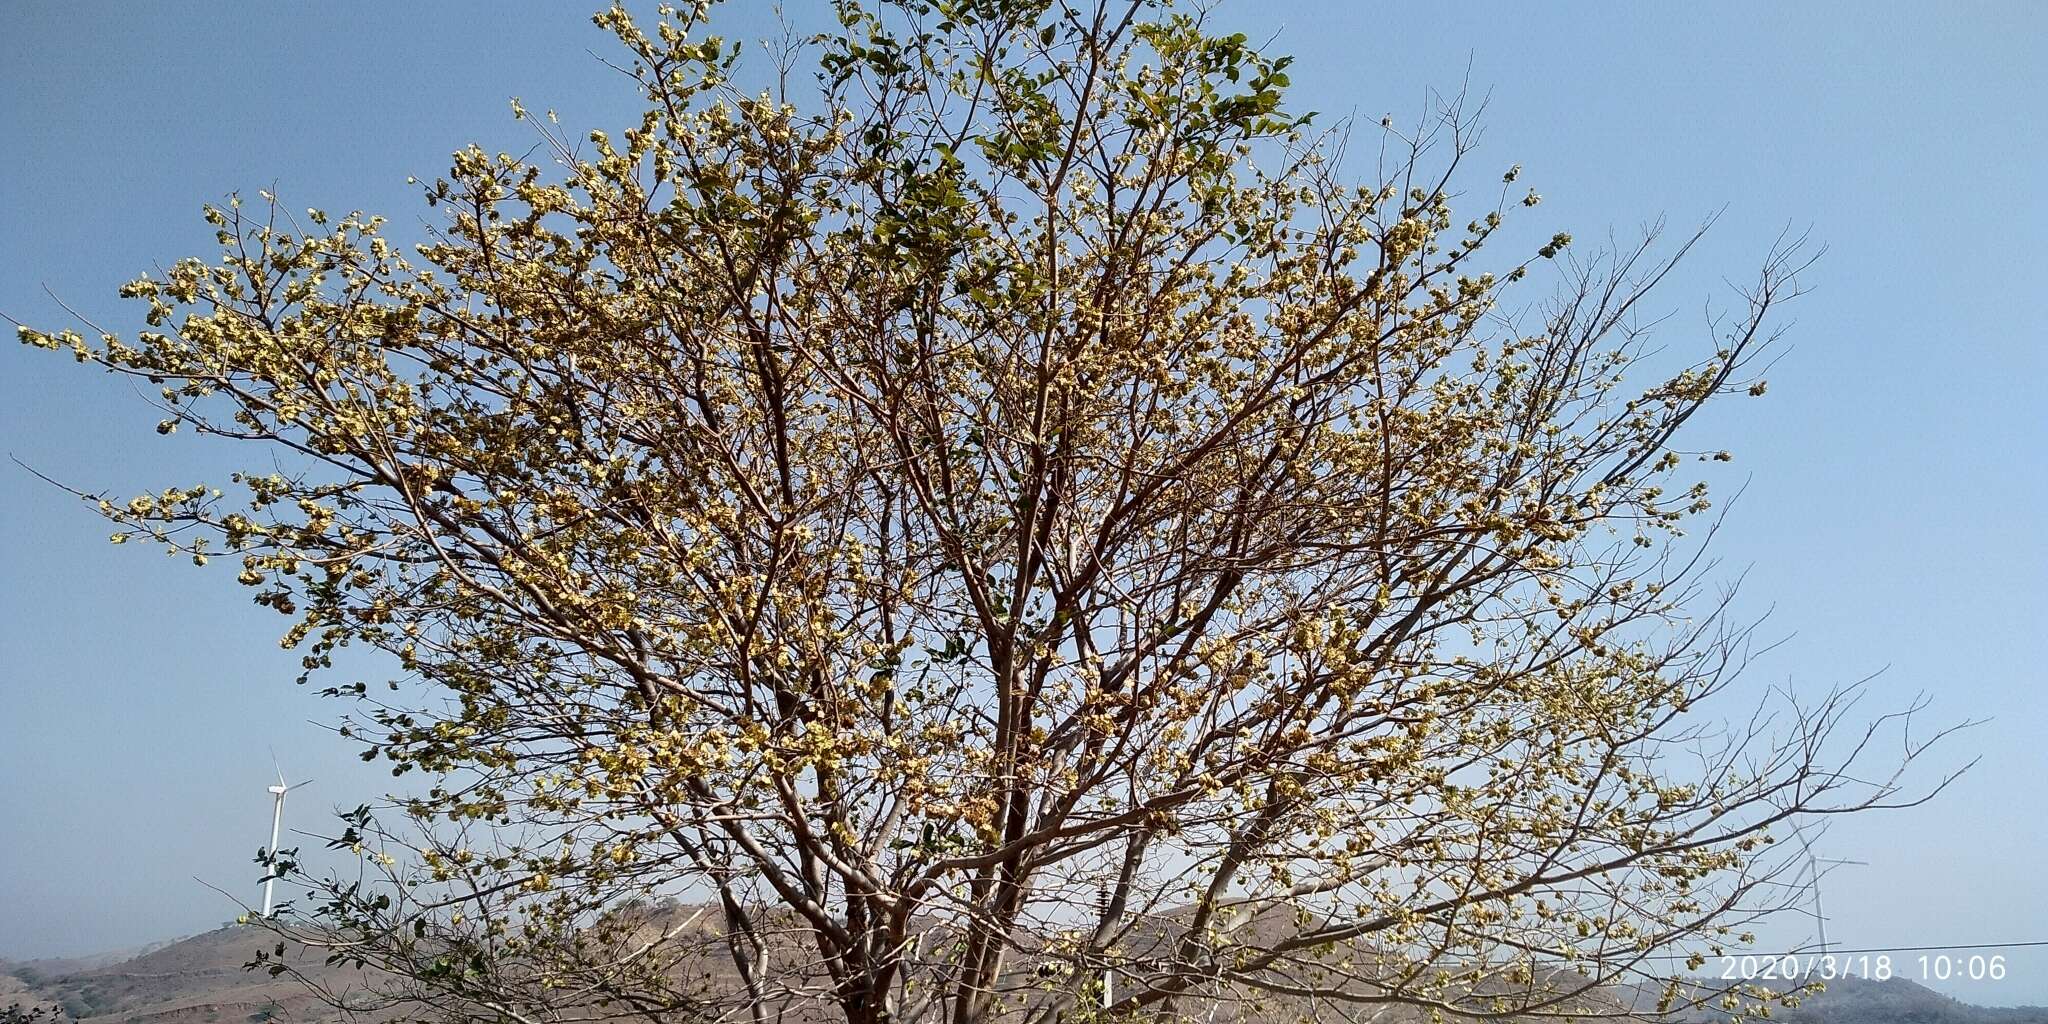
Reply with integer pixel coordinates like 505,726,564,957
260,753,313,919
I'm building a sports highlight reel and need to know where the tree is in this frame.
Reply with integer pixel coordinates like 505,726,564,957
17,3,1951,1024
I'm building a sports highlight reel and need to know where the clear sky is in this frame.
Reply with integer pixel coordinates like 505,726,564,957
3,0,2043,1006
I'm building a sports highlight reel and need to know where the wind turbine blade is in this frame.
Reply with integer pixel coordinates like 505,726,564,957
288,778,316,791
270,745,286,788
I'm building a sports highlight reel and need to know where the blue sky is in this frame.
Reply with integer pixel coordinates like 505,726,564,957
3,0,2043,1006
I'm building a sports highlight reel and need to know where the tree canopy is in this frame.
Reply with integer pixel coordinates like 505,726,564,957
18,3,1947,1024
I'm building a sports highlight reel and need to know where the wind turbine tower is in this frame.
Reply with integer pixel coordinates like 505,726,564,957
260,759,312,918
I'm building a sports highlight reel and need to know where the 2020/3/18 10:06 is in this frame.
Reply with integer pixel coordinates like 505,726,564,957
1719,954,2009,981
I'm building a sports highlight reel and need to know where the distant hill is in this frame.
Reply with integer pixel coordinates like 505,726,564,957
8,927,2046,1024
2,928,383,1024
1770,976,2048,1024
